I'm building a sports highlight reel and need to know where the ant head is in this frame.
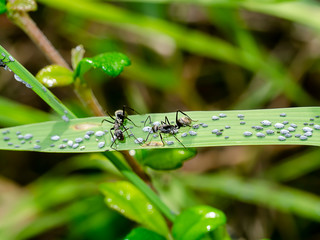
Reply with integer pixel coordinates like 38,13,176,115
115,109,126,119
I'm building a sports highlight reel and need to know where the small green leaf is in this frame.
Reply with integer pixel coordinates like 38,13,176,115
172,205,229,240
100,181,169,237
36,65,74,88
134,148,197,170
71,45,85,70
74,52,131,79
7,0,37,12
0,0,6,14
123,227,166,240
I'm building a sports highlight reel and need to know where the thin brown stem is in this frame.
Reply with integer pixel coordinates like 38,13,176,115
8,10,105,116
9,11,70,69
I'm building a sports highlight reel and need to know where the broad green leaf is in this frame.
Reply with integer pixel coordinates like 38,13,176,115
7,0,37,12
172,205,229,240
0,108,320,152
74,52,131,79
100,181,169,237
123,227,166,240
134,148,197,170
0,0,6,14
71,45,85,70
183,173,320,222
36,65,74,87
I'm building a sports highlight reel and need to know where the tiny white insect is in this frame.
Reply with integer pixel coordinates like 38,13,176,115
274,123,284,129
51,135,60,141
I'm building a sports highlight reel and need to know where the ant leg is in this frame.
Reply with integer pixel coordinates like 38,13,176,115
109,129,117,150
164,116,171,125
144,131,152,143
126,116,139,127
159,132,165,146
106,111,116,121
144,116,152,127
172,134,186,149
124,105,140,115
101,118,114,125
177,110,197,122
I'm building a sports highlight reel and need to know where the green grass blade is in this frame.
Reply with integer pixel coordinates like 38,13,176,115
183,172,320,222
0,96,53,126
0,45,76,120
0,107,319,152
265,148,320,182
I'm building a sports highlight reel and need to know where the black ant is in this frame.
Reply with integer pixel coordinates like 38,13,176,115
101,105,139,150
144,115,185,148
0,53,13,69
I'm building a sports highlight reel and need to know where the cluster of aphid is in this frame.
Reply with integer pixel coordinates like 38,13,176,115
101,107,196,149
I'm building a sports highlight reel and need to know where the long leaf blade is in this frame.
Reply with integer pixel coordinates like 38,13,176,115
0,107,319,152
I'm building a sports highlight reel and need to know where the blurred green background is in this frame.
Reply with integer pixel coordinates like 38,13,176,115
1,0,320,239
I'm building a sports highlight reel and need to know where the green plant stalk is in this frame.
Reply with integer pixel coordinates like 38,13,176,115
0,45,76,120
0,46,175,224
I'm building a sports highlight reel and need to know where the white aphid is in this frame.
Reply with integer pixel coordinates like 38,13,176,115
302,127,313,132
67,140,73,147
51,135,60,141
98,141,105,148
143,126,153,133
261,120,272,126
134,138,144,144
95,131,105,137
166,141,174,145
274,123,285,129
